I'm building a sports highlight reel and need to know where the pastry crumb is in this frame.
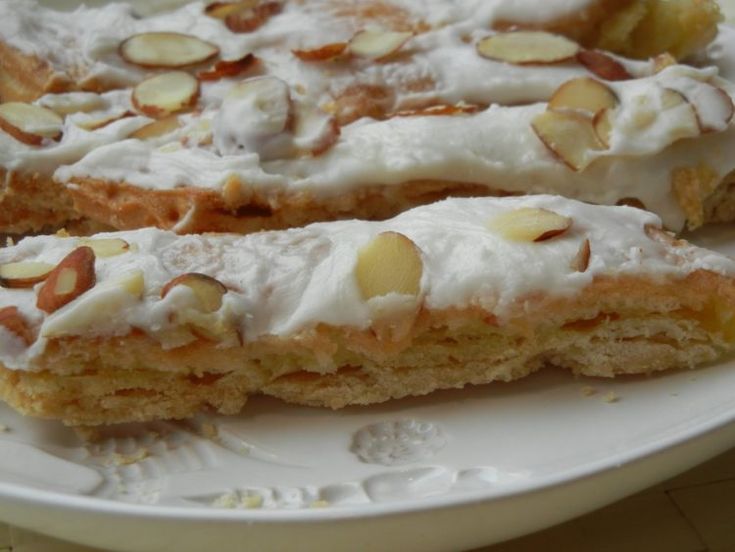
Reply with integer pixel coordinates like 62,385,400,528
310,499,329,508
580,385,598,396
105,449,150,466
603,391,619,403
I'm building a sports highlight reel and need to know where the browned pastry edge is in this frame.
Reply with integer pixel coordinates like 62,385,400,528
65,166,735,235
1,270,733,426
65,177,502,234
0,42,73,103
0,168,82,234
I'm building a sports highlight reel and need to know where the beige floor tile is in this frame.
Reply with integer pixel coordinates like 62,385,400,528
476,492,706,552
9,527,104,552
670,479,735,552
0,523,10,549
646,448,735,494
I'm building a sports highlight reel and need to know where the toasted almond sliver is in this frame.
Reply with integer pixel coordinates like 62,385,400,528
487,207,572,242
130,115,182,140
293,43,348,62
349,30,413,61
577,50,631,81
0,102,63,146
197,54,259,81
132,71,200,118
119,32,219,68
476,31,579,65
0,261,55,288
548,77,618,116
531,110,606,171
355,231,423,300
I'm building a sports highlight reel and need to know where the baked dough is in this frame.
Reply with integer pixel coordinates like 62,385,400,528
1,195,733,425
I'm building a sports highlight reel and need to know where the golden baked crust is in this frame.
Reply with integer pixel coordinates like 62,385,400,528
1,270,733,426
0,168,81,234
65,170,735,235
0,42,72,103
65,177,496,234
494,0,722,60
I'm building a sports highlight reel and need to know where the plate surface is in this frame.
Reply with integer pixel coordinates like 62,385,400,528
0,223,735,552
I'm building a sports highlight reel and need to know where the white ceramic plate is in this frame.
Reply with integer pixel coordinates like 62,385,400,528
5,2,735,549
0,224,734,552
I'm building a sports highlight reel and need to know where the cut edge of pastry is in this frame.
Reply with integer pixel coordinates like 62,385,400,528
0,270,732,426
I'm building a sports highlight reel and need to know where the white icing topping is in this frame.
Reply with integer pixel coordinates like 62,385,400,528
1,195,733,370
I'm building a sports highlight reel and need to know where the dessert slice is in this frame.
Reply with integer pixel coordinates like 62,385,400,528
58,65,735,234
0,196,734,426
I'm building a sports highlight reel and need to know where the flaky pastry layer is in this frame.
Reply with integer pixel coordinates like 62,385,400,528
1,271,733,426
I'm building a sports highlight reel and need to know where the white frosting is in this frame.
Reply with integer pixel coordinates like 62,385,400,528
1,195,733,371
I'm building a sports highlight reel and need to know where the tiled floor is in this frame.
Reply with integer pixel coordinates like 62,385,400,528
3,446,734,552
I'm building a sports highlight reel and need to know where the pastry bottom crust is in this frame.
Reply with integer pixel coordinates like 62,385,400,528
2,271,733,426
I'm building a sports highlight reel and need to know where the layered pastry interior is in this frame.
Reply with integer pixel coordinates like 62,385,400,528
1,0,734,235
1,196,734,426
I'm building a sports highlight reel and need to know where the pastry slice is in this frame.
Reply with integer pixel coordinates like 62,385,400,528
58,64,735,234
1,195,734,426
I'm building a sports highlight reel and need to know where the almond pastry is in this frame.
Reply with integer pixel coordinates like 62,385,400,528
1,196,734,426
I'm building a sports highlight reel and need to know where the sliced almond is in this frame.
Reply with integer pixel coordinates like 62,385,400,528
214,76,292,157
0,306,33,345
666,81,734,133
39,92,106,116
577,50,631,81
204,0,258,19
531,110,606,171
197,54,258,81
616,197,646,210
293,42,348,62
592,108,614,147
349,30,413,61
161,273,227,313
132,72,199,118
355,232,423,300
78,238,131,258
653,53,677,74
36,247,96,314
393,103,480,117
0,261,54,289
661,88,701,141
571,239,591,272
292,104,340,155
224,1,282,33
548,77,618,116
488,207,572,242
41,270,144,339
476,31,579,65
0,102,63,146
75,110,135,132
129,115,182,140
119,32,219,69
